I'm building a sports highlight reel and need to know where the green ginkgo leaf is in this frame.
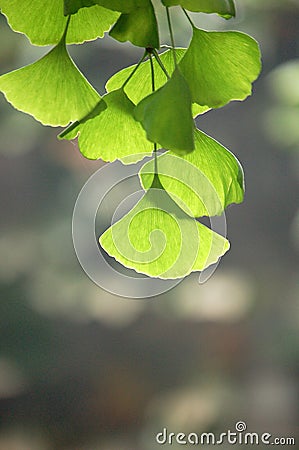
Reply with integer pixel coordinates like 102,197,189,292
0,0,119,45
140,129,244,217
100,179,230,278
106,48,210,117
59,89,153,162
0,32,100,126
179,27,261,108
109,0,159,48
162,0,235,19
134,69,194,154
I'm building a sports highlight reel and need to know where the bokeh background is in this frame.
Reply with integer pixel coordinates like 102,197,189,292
0,1,298,449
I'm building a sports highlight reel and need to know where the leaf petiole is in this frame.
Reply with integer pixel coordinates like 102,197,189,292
122,49,148,89
152,49,171,79
181,8,195,28
166,7,177,67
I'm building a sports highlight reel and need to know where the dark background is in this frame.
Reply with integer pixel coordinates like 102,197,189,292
0,1,298,449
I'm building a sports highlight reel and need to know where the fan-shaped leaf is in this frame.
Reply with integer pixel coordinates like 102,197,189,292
0,36,100,126
100,181,229,278
109,1,159,49
140,129,244,217
0,0,119,45
134,69,194,154
162,0,235,19
179,27,261,108
59,89,153,162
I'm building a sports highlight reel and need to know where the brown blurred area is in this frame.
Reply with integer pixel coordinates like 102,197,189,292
0,1,298,449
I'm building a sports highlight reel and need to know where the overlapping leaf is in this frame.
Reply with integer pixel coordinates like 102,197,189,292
106,49,210,117
0,34,100,126
134,69,194,154
140,129,244,217
100,180,230,278
59,89,153,162
179,27,261,108
0,0,120,45
109,0,159,48
162,0,235,19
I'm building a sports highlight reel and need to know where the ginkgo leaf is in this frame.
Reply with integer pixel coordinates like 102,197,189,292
0,0,119,45
109,1,159,49
179,27,261,108
0,32,100,126
100,180,230,279
134,69,194,154
59,89,153,162
162,0,235,19
106,48,210,117
140,129,244,217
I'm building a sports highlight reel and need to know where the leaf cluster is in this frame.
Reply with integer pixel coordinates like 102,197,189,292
0,0,261,279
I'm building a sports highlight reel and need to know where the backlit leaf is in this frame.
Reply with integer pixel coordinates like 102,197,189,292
100,181,230,278
109,1,159,49
140,129,244,217
179,27,261,108
162,0,235,19
0,34,100,126
134,69,194,154
0,0,119,45
59,89,153,162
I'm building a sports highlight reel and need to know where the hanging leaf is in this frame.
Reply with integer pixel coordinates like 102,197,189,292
59,89,153,162
179,27,261,108
0,33,100,126
106,48,210,117
162,0,235,19
100,181,230,279
109,1,159,49
0,0,119,45
140,128,244,217
134,69,194,154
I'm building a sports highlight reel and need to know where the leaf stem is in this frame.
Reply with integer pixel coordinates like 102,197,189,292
149,53,158,176
166,7,177,67
152,49,170,79
122,49,148,89
61,15,71,43
181,8,195,28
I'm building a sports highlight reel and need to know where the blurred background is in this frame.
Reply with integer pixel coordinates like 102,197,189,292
0,1,298,449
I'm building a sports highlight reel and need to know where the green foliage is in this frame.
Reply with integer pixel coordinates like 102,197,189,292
134,69,194,154
0,28,100,126
0,0,261,279
140,129,244,217
109,1,159,48
162,0,235,18
0,0,119,45
60,89,152,162
100,181,230,279
179,28,261,108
